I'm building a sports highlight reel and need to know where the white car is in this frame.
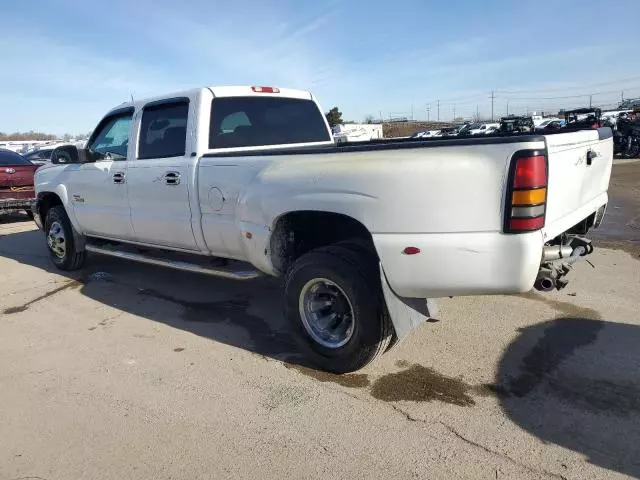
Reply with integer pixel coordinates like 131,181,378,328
33,85,613,372
467,123,500,135
333,124,383,143
411,129,441,138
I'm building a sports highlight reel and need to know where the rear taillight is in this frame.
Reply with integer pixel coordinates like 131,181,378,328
251,86,280,93
504,151,548,233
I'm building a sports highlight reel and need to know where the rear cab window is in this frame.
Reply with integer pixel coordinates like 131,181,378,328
209,97,331,149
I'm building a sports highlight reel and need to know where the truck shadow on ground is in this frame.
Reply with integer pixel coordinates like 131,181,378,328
494,316,640,478
3,227,640,477
0,228,304,364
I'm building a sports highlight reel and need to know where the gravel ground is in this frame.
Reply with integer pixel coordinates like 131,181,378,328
1,162,639,480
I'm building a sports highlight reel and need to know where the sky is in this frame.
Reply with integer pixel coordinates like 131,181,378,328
2,0,640,134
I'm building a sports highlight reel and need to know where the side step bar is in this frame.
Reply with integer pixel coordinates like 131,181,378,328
84,244,261,280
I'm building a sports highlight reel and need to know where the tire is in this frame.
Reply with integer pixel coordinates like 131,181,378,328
622,137,640,159
284,244,393,373
25,210,34,220
44,205,86,270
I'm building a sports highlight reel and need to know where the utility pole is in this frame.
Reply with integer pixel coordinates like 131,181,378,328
426,106,430,121
589,94,592,108
476,104,479,120
453,104,456,121
411,103,414,121
490,91,495,121
436,100,440,122
506,100,509,116
621,91,625,102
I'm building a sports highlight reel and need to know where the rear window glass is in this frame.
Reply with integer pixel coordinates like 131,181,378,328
209,97,330,149
0,150,32,166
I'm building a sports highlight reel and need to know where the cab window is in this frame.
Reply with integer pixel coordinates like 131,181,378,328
88,112,133,161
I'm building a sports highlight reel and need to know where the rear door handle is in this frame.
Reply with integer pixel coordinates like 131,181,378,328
164,171,181,185
112,172,126,184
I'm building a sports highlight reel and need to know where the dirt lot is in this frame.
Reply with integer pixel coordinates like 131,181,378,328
1,162,639,480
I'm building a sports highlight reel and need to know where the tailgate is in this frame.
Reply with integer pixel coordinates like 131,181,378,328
543,129,613,238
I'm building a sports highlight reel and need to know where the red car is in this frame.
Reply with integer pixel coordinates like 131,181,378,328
0,149,38,217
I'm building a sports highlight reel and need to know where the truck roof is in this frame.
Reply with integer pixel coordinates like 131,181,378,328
105,86,313,117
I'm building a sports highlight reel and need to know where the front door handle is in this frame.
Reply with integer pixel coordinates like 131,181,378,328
164,171,181,185
112,172,126,184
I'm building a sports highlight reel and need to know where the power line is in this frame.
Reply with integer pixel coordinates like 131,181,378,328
495,75,640,95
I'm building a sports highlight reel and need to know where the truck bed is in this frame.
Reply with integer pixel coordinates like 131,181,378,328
199,126,613,297
202,127,613,158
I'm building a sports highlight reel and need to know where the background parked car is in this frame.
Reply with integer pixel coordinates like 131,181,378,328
0,149,38,218
23,147,55,166
439,127,459,136
410,129,441,138
468,123,499,135
534,118,563,131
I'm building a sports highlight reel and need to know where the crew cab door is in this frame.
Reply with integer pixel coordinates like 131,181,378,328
126,98,199,251
68,109,135,240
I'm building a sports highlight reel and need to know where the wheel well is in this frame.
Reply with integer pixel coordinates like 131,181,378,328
38,192,63,220
269,211,376,273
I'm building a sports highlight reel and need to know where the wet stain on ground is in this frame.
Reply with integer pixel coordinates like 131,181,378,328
371,364,477,406
287,364,370,388
590,162,640,252
173,347,185,352
505,317,605,398
546,374,640,416
395,359,410,368
513,292,603,320
500,293,605,398
137,288,296,358
3,280,81,314
138,288,251,323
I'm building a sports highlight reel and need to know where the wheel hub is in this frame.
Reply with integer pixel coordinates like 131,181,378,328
299,278,355,349
47,221,66,259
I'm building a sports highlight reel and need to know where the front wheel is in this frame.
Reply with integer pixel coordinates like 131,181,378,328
284,244,393,373
44,205,86,270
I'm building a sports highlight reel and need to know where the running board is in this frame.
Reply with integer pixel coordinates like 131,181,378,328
84,244,261,280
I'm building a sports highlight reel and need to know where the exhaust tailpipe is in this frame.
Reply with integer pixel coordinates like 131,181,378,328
534,268,557,292
535,275,556,292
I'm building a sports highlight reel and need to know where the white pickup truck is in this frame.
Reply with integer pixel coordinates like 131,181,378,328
32,85,612,373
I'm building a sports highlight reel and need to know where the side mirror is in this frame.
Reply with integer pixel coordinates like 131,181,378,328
51,145,87,164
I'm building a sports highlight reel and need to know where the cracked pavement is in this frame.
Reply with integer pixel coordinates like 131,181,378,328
1,162,640,479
